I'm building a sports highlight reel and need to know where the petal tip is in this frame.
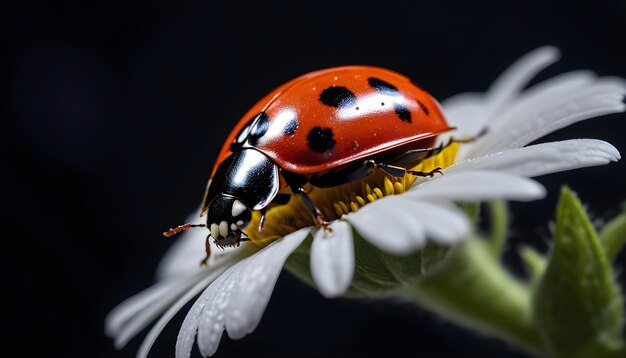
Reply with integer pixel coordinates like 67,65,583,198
310,222,354,299
604,142,621,161
537,45,561,62
317,285,347,299
113,337,126,350
513,175,547,201
529,182,547,200
584,139,621,162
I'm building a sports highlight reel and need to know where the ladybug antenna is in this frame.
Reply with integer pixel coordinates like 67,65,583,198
163,223,206,237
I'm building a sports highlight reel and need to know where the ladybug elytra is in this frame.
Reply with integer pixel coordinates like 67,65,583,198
165,66,462,263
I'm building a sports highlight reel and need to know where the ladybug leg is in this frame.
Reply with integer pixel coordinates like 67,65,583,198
282,171,330,229
389,142,446,165
389,128,488,166
291,187,331,232
294,187,327,225
200,234,212,267
366,160,443,178
257,194,292,232
405,167,444,177
258,209,267,232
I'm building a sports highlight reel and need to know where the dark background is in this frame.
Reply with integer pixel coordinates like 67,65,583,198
3,1,626,357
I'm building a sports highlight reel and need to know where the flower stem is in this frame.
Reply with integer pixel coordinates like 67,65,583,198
488,200,508,257
404,238,545,355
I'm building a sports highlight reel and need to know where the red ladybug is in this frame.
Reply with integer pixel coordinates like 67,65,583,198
165,66,453,261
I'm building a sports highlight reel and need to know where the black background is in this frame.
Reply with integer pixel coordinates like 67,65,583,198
3,1,626,357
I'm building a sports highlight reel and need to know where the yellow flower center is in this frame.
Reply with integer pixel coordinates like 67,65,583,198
245,142,460,246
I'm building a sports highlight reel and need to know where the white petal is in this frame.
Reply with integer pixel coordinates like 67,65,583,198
195,263,243,357
109,272,205,349
156,210,207,280
136,267,230,358
441,92,487,138
408,171,546,202
345,196,472,253
176,228,310,358
465,75,626,158
448,139,620,178
134,244,257,358
158,237,249,281
344,196,426,255
107,241,257,350
176,257,248,358
442,46,559,137
482,46,560,116
106,277,183,338
224,228,309,339
397,199,471,245
310,220,354,298
457,69,595,157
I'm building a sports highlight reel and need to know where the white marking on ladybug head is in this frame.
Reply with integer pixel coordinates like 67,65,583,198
230,223,238,231
210,223,219,239
236,220,244,227
231,199,246,217
219,221,229,238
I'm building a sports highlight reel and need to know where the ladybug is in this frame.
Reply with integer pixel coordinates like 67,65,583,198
164,66,456,262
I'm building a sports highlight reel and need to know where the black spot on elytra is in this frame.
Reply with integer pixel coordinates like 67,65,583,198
248,112,269,145
417,100,430,116
307,126,336,153
283,117,298,135
368,77,399,94
369,77,412,122
319,86,356,108
395,105,412,122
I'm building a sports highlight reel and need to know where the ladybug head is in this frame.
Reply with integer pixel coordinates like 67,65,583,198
206,195,252,246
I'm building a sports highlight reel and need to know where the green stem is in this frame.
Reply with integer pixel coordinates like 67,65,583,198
404,238,545,355
488,200,508,257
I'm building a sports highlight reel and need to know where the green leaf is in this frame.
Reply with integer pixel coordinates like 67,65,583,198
519,244,547,283
533,187,625,357
600,209,626,261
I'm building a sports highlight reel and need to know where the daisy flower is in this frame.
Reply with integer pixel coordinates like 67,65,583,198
106,46,624,357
